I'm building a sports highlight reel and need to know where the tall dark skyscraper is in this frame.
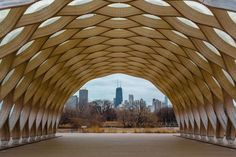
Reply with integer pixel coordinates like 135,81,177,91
115,87,123,108
79,89,88,106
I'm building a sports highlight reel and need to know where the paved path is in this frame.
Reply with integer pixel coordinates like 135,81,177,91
0,133,235,157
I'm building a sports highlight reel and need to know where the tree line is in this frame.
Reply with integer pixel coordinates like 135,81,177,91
60,100,177,128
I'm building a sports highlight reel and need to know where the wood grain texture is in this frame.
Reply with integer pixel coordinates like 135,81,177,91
0,0,236,146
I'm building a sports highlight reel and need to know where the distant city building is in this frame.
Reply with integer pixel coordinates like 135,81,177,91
147,105,154,112
140,98,146,108
124,100,129,106
134,98,147,109
164,96,168,107
134,100,139,106
152,98,162,112
65,95,78,110
115,87,123,108
79,89,88,106
128,94,134,105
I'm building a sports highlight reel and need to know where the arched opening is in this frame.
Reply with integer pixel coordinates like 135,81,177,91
59,73,177,133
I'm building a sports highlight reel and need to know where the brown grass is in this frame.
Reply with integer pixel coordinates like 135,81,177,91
58,127,179,134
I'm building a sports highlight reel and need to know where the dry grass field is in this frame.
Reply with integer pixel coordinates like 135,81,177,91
58,127,179,134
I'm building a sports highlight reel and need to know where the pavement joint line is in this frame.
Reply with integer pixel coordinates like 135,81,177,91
0,136,62,152
174,135,236,150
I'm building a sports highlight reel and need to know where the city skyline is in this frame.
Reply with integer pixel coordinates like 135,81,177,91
75,74,165,105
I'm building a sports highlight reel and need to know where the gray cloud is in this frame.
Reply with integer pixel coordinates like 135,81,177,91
75,73,165,105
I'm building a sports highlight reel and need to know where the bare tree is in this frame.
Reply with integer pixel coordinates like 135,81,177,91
60,101,177,129
117,104,157,128
155,107,177,126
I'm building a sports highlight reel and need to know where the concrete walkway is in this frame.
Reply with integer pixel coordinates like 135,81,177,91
0,133,235,157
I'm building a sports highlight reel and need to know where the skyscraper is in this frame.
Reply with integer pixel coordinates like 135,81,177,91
115,87,123,108
128,94,134,105
153,98,162,112
140,98,146,108
79,89,88,106
134,98,147,109
164,96,168,107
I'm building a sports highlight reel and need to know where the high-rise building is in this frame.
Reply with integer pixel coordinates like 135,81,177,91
79,89,88,106
124,100,129,106
140,98,146,108
134,98,147,109
128,94,134,105
65,95,78,110
153,98,162,112
115,87,123,108
164,96,168,107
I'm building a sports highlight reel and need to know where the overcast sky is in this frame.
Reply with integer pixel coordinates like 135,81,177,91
75,73,166,106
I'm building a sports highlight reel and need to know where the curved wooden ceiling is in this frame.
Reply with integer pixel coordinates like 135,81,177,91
0,0,236,130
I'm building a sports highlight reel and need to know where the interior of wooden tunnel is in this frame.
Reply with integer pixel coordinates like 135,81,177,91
0,0,236,148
